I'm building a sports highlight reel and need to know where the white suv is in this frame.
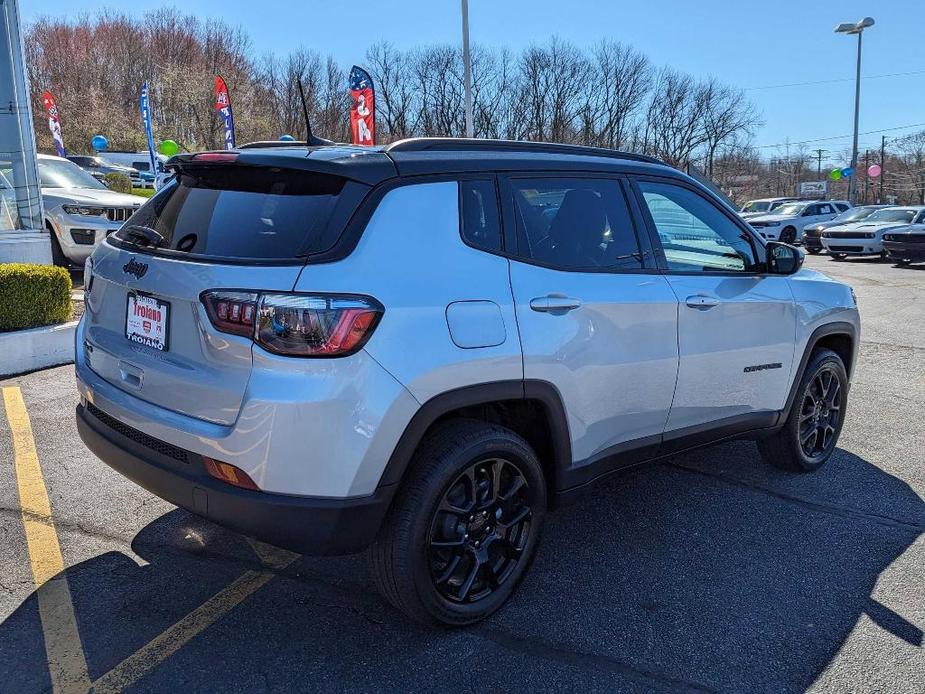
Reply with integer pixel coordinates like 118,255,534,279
75,139,860,625
747,200,850,244
39,154,144,265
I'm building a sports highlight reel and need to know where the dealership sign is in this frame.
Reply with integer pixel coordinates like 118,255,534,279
800,181,827,197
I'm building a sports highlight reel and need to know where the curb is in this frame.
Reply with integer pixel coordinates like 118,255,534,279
0,320,78,377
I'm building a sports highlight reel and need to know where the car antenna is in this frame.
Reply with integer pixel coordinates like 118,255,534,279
297,78,314,145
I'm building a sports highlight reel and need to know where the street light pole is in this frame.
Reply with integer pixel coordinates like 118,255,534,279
849,31,863,204
461,0,474,138
835,17,874,204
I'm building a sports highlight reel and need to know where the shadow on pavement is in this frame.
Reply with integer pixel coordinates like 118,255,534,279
1,443,922,692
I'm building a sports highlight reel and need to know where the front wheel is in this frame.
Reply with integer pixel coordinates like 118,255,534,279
780,227,797,244
370,420,546,625
806,247,821,255
758,348,847,472
831,253,847,261
895,258,913,266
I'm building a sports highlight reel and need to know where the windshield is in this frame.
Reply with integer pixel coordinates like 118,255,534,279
773,203,806,216
866,208,918,223
38,158,107,190
741,201,770,213
835,207,881,222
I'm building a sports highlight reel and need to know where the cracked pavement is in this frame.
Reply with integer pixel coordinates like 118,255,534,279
0,253,923,692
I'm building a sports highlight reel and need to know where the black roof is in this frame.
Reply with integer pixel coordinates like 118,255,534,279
169,137,678,186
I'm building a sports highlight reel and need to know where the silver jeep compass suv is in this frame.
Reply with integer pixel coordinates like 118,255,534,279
76,138,860,625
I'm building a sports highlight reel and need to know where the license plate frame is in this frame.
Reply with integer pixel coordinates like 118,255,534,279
125,292,170,352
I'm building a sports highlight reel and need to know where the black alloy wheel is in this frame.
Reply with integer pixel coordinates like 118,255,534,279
797,366,842,462
781,227,797,244
428,457,533,604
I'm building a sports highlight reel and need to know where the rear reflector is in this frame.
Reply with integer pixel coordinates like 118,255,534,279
203,457,259,490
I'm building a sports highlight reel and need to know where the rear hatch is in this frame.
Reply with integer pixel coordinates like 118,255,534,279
83,156,371,425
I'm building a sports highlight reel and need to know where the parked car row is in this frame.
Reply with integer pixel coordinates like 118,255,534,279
66,151,167,190
739,197,925,265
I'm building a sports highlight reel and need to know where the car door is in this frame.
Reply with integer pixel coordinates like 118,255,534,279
503,174,680,475
632,177,797,443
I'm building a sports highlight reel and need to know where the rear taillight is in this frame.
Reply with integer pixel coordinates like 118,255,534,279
200,291,382,357
201,291,258,337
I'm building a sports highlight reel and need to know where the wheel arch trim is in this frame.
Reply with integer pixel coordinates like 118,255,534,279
779,321,857,424
377,379,572,491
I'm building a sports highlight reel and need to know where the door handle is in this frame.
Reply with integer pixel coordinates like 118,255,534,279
685,295,720,310
530,295,582,313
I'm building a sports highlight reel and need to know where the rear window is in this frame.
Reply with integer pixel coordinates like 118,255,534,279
114,166,366,260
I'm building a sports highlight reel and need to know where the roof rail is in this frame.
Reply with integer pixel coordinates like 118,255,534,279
385,137,662,165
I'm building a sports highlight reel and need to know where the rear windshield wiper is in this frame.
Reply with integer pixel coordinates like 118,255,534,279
121,224,166,248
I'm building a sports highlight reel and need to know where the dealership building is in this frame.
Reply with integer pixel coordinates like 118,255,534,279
0,0,49,265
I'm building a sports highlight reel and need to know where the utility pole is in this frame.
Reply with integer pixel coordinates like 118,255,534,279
879,135,886,203
813,149,828,178
460,0,474,138
863,150,870,204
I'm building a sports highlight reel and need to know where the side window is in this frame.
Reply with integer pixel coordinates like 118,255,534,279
637,180,758,273
818,204,833,215
459,179,502,252
508,177,643,271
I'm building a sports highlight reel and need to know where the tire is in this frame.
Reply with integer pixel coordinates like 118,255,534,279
47,224,69,267
370,419,547,626
806,248,821,255
895,258,912,267
758,348,847,473
831,254,847,261
780,226,797,244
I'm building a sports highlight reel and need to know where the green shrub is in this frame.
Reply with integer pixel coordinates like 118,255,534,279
104,172,133,193
0,263,72,332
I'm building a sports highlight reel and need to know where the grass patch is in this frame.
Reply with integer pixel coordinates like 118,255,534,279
131,187,156,198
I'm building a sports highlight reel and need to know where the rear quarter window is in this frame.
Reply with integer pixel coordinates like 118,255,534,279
115,166,367,260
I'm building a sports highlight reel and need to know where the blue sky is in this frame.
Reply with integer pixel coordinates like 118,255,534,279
23,0,925,165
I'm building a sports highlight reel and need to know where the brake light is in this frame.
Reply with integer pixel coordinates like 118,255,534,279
192,152,239,163
201,291,258,337
256,293,383,357
203,457,259,490
200,291,382,357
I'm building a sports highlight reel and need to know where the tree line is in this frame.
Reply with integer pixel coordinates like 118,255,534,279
26,9,760,168
25,8,925,204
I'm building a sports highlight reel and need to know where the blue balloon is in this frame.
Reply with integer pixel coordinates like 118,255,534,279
279,134,295,141
91,135,108,151
841,166,855,177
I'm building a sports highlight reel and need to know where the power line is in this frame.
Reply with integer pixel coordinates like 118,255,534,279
756,121,925,149
745,69,925,91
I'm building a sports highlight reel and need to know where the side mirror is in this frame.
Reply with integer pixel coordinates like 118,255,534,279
766,241,804,275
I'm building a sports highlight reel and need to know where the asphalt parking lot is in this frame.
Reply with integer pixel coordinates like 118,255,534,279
2,253,923,693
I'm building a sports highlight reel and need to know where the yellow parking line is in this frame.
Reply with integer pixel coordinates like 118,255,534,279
3,386,91,694
93,557,295,693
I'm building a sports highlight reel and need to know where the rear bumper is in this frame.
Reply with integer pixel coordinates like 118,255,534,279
77,402,394,555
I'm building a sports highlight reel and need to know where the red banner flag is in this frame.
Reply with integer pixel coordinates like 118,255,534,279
349,66,375,146
213,76,236,150
41,90,66,157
